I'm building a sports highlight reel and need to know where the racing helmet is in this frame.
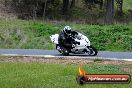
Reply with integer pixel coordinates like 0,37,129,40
63,26,72,36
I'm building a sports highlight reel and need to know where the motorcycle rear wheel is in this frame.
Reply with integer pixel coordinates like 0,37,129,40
56,44,62,53
56,45,69,56
62,49,69,56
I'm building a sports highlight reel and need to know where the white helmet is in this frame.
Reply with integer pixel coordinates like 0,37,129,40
63,26,72,35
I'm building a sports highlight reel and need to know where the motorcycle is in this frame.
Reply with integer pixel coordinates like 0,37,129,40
50,32,98,56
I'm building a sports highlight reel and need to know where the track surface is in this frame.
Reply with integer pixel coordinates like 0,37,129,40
0,49,132,60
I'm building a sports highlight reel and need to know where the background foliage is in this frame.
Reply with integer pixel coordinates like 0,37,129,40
0,19,131,51
0,0,132,24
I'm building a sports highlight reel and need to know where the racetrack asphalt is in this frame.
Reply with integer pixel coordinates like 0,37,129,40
0,49,132,60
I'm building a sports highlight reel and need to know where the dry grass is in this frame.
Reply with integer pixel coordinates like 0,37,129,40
0,56,132,65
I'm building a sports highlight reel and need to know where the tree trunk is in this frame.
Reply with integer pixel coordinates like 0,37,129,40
100,0,103,9
70,0,75,9
116,0,123,17
105,0,114,24
33,3,38,20
62,0,69,15
43,0,47,20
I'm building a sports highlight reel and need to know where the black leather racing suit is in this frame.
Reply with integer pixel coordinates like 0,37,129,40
58,30,78,51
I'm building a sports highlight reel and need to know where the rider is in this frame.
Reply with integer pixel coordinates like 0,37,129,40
58,26,78,51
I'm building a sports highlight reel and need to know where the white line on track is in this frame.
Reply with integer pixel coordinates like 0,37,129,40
0,54,132,61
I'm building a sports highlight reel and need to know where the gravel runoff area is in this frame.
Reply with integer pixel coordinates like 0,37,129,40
0,56,132,65
0,56,132,73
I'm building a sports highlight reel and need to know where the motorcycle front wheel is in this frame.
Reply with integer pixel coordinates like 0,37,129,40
87,45,98,56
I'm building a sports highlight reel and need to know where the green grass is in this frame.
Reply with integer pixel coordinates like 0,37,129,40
0,62,131,88
0,19,132,51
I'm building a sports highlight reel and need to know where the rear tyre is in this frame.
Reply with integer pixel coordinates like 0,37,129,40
62,48,69,56
87,45,98,56
56,44,69,56
56,44,61,53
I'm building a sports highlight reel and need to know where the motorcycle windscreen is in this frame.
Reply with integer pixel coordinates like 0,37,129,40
50,34,59,44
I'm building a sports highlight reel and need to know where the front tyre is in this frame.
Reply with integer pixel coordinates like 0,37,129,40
87,45,98,56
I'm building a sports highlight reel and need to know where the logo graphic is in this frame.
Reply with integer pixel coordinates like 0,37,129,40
76,65,131,85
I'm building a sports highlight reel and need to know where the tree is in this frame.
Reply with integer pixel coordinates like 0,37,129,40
116,0,123,17
33,2,39,20
62,0,69,15
105,0,114,24
70,0,75,9
42,0,47,20
99,0,103,9
83,0,104,10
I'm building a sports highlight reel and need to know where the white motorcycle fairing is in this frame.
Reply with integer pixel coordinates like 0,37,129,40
50,32,98,56
50,32,91,54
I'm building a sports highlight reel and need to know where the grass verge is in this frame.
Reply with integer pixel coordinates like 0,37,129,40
0,56,132,88
0,19,132,51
